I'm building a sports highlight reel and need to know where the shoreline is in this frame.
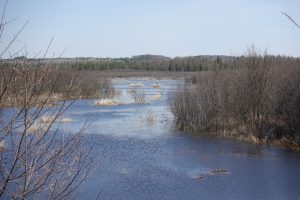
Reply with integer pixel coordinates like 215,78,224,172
2,74,299,152
182,129,300,152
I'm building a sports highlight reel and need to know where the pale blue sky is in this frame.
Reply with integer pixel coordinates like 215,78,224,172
2,0,300,58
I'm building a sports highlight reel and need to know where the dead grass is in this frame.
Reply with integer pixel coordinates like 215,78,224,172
152,92,161,101
144,110,155,126
94,99,120,106
0,141,5,152
152,83,160,88
27,123,41,133
128,89,146,104
128,82,144,87
41,116,56,124
60,118,73,123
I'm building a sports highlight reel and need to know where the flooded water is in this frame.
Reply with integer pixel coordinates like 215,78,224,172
65,78,300,200
3,78,300,200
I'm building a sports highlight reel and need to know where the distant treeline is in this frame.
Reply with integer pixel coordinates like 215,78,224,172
5,54,299,72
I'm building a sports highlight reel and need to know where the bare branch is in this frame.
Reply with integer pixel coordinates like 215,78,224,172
281,12,300,29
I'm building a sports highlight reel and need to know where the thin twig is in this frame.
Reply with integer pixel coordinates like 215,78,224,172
281,12,300,29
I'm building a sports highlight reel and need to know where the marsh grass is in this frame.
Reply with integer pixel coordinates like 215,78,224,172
152,92,161,101
128,89,146,104
144,109,155,126
0,140,5,152
94,98,120,106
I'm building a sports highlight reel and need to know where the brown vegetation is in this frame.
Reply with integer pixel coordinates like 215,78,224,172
0,66,114,108
169,48,300,150
0,4,95,198
0,58,94,199
128,89,146,104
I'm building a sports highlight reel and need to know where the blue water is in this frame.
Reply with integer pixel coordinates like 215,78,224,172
2,78,300,200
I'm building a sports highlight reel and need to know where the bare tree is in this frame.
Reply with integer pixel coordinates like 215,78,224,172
235,47,272,137
0,2,93,199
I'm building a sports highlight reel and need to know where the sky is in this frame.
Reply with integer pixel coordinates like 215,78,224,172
1,0,300,58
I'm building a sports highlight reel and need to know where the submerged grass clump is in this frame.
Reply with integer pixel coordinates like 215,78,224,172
40,116,74,124
0,141,5,152
60,118,73,123
128,89,146,104
144,109,155,126
41,116,56,124
94,99,120,106
128,82,144,87
152,83,160,88
152,92,161,101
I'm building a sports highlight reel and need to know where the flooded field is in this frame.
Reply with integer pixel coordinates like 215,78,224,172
70,78,300,200
2,78,300,200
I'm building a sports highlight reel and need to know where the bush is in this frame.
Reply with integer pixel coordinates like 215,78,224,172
169,49,300,148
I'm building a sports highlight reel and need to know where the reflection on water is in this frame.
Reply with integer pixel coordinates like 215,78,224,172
2,78,300,200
